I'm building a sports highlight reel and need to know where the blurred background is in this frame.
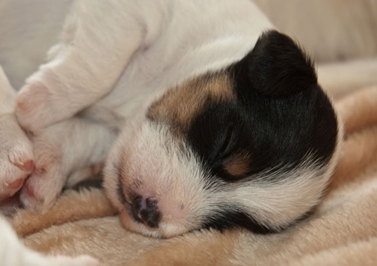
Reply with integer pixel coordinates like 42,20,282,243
1,0,377,95
254,0,377,62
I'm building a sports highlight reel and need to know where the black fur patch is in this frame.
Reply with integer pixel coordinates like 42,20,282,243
201,203,317,235
187,30,338,183
201,208,275,234
243,30,317,98
187,99,252,181
71,178,103,192
230,30,337,172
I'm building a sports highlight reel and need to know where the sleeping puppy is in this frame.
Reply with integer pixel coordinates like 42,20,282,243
1,0,341,238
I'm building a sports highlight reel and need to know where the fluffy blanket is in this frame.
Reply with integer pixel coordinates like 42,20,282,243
8,85,377,266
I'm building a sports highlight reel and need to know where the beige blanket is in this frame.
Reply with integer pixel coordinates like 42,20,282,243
6,85,377,266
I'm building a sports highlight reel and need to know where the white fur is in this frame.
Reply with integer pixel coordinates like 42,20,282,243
104,121,212,237
13,0,272,130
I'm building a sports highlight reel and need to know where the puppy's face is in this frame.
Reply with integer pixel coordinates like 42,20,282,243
104,31,340,238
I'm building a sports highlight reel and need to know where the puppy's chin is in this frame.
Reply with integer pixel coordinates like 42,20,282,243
118,207,190,238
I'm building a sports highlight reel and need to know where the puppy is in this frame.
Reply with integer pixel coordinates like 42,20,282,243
1,0,341,238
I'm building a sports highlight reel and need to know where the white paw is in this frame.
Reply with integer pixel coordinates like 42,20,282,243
18,119,85,213
18,117,105,213
0,114,33,204
16,80,54,131
19,130,65,213
15,66,85,132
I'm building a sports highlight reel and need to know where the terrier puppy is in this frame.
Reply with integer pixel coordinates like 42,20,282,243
1,0,341,238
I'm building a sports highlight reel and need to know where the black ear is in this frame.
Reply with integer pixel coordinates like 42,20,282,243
227,30,338,173
234,30,317,98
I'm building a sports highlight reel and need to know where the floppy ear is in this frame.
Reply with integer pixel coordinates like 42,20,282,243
235,30,317,98
229,30,338,172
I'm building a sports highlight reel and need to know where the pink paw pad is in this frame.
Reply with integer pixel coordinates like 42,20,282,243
16,160,34,172
7,178,25,190
0,177,27,200
8,151,34,173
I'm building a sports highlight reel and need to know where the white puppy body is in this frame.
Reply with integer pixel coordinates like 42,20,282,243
2,0,272,211
17,0,272,129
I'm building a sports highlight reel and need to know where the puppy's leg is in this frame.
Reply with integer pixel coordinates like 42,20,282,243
0,216,100,266
19,117,115,212
0,67,33,208
16,0,155,131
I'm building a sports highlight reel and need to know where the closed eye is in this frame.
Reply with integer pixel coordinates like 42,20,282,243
218,125,235,159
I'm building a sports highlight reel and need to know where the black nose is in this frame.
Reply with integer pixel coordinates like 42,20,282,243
130,196,161,228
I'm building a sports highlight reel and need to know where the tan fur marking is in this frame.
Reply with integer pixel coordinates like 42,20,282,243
223,151,251,177
147,72,234,133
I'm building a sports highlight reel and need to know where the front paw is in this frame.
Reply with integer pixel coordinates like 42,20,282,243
0,114,33,204
15,65,87,132
19,137,64,213
15,80,54,131
18,120,78,213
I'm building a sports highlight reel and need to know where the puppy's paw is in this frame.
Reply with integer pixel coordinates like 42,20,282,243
0,114,33,202
18,117,104,213
16,66,87,132
19,140,63,213
16,81,54,131
18,118,84,213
